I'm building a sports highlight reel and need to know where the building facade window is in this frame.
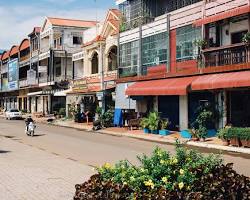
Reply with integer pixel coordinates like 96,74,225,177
73,36,83,45
91,52,99,74
108,46,118,71
142,32,168,70
176,25,201,62
119,40,139,76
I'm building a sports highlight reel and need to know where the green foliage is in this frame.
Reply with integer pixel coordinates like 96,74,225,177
227,127,250,141
217,128,230,140
95,106,102,116
159,119,169,130
96,144,222,195
140,117,149,129
101,109,114,128
242,32,250,45
148,112,160,131
193,39,207,49
58,108,66,116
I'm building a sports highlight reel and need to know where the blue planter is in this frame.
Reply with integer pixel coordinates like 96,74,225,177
151,130,159,134
207,129,217,138
180,130,192,139
159,129,170,136
144,128,150,134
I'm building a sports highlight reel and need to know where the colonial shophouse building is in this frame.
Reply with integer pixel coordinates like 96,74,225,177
67,9,120,117
0,17,97,114
115,0,250,131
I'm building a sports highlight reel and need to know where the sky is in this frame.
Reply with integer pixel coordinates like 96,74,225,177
0,0,117,50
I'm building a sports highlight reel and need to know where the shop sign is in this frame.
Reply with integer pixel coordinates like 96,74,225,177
8,59,18,90
27,69,37,86
73,79,88,90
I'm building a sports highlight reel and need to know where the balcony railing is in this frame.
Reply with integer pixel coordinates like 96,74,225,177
203,43,250,68
19,79,28,88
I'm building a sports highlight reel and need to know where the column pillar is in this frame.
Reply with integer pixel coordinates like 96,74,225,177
179,95,188,130
48,95,52,114
22,97,24,110
27,97,31,113
218,91,227,129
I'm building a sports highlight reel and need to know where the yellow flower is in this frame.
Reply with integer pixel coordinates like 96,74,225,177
172,158,178,164
123,182,127,185
178,182,184,190
130,176,135,181
103,162,112,169
160,159,165,164
187,186,191,191
179,169,184,175
161,177,168,183
144,179,155,189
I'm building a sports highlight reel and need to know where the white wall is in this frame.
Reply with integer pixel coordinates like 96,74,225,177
74,59,84,79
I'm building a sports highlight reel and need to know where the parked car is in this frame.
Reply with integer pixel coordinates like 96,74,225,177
5,109,22,120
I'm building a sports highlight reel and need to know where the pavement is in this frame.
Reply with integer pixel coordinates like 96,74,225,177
0,117,249,199
0,136,93,200
51,119,250,155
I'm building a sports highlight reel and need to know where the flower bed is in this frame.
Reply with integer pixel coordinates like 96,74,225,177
74,144,250,199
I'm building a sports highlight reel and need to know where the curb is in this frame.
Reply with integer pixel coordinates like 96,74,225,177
48,121,250,155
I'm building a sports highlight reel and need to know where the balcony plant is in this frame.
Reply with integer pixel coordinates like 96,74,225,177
242,32,250,45
194,39,207,50
148,111,160,134
140,117,150,133
159,119,170,136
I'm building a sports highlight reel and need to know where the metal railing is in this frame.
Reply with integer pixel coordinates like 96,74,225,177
203,43,250,68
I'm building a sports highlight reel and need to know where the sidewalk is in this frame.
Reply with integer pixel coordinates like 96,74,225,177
50,119,250,155
0,136,93,200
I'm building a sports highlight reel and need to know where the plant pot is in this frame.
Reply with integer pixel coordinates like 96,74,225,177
180,130,192,139
143,128,150,134
159,129,170,136
241,139,250,148
151,130,159,134
230,137,241,147
222,139,230,146
192,137,199,142
207,129,217,138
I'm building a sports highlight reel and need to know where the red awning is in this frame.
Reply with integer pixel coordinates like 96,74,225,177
192,71,250,91
125,76,196,96
193,5,250,27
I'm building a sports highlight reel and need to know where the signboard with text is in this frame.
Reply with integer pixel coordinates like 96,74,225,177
8,59,19,90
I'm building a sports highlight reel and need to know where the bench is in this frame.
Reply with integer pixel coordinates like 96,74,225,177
128,118,142,130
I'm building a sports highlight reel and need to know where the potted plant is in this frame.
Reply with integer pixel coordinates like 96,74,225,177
58,108,66,118
140,117,150,134
217,128,230,146
159,119,170,136
239,128,250,148
148,112,160,134
190,128,199,141
242,32,250,45
228,128,241,147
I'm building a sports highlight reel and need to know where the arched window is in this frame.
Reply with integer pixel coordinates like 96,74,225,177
91,52,99,74
108,46,117,71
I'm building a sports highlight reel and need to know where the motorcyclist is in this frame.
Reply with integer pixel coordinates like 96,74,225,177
25,116,34,131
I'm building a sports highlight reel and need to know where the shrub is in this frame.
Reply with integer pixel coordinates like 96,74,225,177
217,128,230,140
74,144,250,199
58,108,66,116
159,119,170,130
148,112,160,131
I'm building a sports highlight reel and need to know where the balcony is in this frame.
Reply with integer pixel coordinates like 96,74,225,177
19,79,28,88
203,43,250,68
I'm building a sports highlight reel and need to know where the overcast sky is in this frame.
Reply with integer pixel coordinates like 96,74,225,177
0,0,116,50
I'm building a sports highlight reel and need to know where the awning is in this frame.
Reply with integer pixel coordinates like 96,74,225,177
193,5,250,27
27,91,43,96
191,71,250,91
125,76,196,96
54,89,72,97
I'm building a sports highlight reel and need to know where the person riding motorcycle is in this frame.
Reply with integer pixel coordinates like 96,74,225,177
25,116,34,131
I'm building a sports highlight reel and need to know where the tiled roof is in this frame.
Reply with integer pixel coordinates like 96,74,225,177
28,27,41,36
110,9,121,17
1,51,10,60
19,39,30,51
47,17,98,28
9,46,19,56
83,35,105,47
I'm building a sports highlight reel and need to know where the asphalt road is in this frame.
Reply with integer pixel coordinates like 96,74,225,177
0,118,249,176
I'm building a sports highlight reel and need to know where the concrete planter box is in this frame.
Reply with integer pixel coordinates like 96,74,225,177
144,128,150,134
151,130,159,134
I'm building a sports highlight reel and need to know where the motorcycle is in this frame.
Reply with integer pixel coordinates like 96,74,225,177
25,122,36,137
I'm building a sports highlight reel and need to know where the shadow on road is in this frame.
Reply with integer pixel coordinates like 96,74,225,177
0,150,11,154
32,134,46,137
